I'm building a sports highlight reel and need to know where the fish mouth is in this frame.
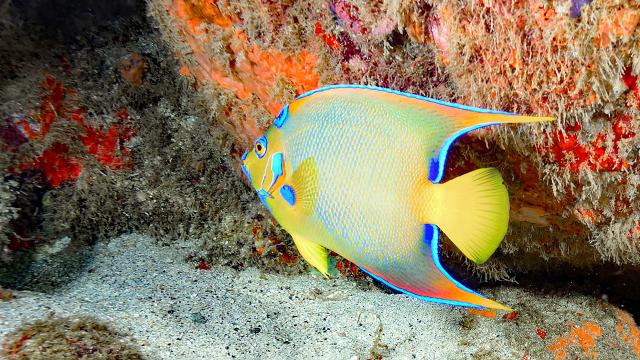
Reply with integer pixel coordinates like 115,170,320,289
257,188,273,200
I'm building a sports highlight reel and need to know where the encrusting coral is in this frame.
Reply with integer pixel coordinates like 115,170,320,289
0,0,303,288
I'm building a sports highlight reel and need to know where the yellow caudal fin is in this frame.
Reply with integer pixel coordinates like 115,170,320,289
421,168,509,264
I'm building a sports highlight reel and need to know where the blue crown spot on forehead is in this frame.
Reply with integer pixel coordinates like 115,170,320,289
274,105,289,128
280,185,296,206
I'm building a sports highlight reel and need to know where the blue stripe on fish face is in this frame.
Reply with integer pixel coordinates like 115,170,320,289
241,151,249,161
241,164,252,184
280,185,296,206
257,189,273,211
428,123,499,183
274,105,289,128
266,152,284,193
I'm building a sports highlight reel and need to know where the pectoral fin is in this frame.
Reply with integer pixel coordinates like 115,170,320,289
288,157,319,216
291,234,329,277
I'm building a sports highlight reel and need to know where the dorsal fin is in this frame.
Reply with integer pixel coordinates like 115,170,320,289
426,112,554,183
292,84,554,184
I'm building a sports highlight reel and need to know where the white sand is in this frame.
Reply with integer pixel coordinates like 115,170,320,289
0,234,634,359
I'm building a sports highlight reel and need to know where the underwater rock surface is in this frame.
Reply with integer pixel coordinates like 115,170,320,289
1,234,638,359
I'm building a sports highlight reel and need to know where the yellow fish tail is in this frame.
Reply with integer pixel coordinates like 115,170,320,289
418,168,509,264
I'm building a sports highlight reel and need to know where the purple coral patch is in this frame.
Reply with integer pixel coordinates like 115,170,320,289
570,0,592,18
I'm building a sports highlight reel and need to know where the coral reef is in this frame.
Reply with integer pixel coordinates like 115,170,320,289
147,0,640,282
0,315,143,359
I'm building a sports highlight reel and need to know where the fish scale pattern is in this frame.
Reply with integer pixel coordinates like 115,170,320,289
283,91,446,279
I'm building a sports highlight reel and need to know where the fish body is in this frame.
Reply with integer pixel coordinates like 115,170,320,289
242,85,554,310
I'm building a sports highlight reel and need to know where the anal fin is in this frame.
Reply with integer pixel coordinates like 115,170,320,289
360,225,511,311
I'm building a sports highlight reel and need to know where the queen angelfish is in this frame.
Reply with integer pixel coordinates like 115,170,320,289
242,85,554,310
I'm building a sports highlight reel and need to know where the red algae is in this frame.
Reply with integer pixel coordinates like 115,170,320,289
13,76,135,188
536,328,548,340
334,256,361,277
1,332,30,357
315,22,341,50
615,310,640,357
197,260,211,270
539,113,635,172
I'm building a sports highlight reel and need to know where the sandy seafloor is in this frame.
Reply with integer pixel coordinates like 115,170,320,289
0,234,635,360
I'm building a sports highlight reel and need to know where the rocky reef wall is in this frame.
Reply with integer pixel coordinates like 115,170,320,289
147,0,640,280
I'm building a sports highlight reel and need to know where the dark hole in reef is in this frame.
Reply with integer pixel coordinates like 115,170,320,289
12,0,146,43
512,264,640,321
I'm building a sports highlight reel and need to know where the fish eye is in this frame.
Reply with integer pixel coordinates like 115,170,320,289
254,136,267,158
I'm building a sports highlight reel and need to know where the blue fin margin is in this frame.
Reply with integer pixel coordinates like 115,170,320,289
274,105,289,128
428,123,499,183
295,84,516,116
